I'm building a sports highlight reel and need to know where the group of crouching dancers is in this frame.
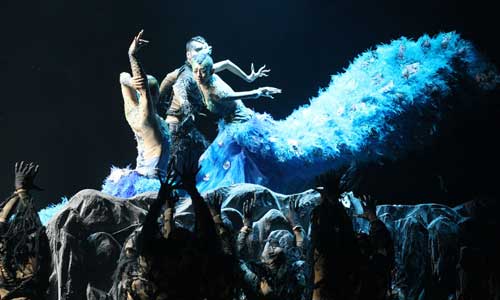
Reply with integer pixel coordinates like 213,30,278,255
0,160,394,300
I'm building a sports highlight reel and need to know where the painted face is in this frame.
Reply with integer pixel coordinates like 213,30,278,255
192,61,212,85
187,41,212,63
261,239,285,268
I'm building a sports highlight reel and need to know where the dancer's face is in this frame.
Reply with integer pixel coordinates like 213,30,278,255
192,61,213,85
261,240,285,269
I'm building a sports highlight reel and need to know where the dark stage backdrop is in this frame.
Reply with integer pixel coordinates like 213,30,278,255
1,0,499,209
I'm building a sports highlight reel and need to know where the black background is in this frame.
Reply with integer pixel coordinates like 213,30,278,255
1,0,499,209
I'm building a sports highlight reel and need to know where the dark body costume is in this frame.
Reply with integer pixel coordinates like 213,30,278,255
112,177,237,300
0,191,50,300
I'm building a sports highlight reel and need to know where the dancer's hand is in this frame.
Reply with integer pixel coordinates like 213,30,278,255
354,195,378,221
208,192,223,217
242,197,255,227
128,29,150,56
287,198,302,227
257,87,281,99
131,76,147,91
247,63,270,82
14,161,42,191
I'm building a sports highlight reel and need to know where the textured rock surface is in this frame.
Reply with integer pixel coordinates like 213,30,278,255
377,204,463,299
46,189,155,300
45,184,491,300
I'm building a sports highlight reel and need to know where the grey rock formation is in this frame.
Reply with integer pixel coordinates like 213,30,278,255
45,184,486,300
46,189,155,300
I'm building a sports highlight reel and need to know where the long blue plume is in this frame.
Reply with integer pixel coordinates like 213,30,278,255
196,32,499,193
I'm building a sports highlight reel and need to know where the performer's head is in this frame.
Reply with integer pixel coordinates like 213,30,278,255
192,53,214,85
186,36,212,64
260,230,297,270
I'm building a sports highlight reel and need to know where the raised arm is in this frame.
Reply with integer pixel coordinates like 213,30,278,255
356,195,394,260
127,30,156,121
287,198,307,257
176,157,218,246
138,188,163,252
128,30,149,87
235,197,263,297
213,60,270,83
236,197,255,259
137,169,176,253
119,72,141,127
0,162,41,224
207,192,234,255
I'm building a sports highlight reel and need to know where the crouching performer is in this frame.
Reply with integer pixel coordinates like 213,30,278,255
236,197,307,300
0,162,50,300
102,30,170,197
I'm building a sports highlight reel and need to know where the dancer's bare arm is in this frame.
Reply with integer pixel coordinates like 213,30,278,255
120,72,139,120
160,60,268,101
159,68,181,101
128,30,155,121
220,86,282,102
207,192,234,255
207,75,281,102
213,60,270,83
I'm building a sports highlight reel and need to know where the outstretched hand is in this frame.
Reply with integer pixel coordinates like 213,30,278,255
247,63,270,82
208,192,224,217
354,195,378,221
158,163,180,208
128,30,150,56
287,198,302,227
14,161,42,191
258,87,282,99
242,197,255,227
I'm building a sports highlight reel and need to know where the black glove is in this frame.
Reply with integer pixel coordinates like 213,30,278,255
14,161,43,191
